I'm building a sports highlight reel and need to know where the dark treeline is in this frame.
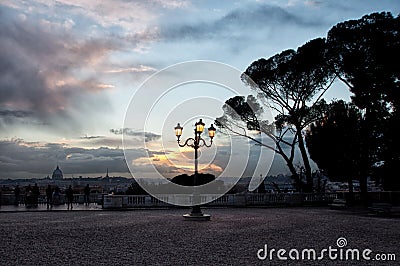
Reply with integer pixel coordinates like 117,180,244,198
170,173,216,186
216,12,400,198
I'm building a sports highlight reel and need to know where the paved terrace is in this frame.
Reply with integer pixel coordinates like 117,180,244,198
0,207,399,265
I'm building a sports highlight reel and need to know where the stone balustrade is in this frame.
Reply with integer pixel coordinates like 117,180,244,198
1,191,400,209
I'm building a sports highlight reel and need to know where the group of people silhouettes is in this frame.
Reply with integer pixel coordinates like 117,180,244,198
24,183,41,207
13,184,91,210
45,184,62,209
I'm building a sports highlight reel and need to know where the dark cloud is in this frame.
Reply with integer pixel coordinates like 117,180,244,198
148,150,173,156
80,135,104,140
110,128,161,142
0,109,37,126
77,135,158,149
0,139,148,178
153,163,181,174
161,4,321,41
0,8,115,129
0,110,33,118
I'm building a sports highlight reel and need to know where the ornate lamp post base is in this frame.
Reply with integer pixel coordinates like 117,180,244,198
183,205,211,221
183,213,211,221
183,200,211,221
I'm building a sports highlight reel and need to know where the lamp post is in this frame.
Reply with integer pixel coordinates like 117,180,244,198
174,119,216,220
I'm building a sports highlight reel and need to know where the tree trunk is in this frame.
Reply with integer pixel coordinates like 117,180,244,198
359,174,368,205
359,106,372,206
276,142,305,192
347,177,354,206
296,126,313,192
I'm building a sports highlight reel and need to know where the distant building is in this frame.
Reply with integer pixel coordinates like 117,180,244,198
52,165,64,180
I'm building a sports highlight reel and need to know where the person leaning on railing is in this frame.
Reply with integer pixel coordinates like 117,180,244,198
53,186,61,205
46,185,53,209
65,185,74,210
84,184,90,205
14,185,20,206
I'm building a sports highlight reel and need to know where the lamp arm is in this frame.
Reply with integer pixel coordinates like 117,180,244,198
198,137,213,148
178,137,196,148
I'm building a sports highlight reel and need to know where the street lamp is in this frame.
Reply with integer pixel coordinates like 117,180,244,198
174,119,216,220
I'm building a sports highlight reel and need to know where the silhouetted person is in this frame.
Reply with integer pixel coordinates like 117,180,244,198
257,181,266,194
65,185,74,210
272,182,281,193
322,180,327,193
0,186,5,207
46,185,53,209
32,183,40,207
26,184,33,207
53,186,61,205
84,184,90,205
14,185,20,206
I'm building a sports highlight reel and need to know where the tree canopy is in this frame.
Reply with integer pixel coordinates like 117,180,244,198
305,100,363,194
217,38,334,192
217,12,400,195
327,12,400,193
327,12,400,111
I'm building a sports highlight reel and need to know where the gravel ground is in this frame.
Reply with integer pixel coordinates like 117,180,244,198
0,207,399,265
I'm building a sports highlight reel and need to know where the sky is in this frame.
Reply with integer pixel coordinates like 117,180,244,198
0,0,399,179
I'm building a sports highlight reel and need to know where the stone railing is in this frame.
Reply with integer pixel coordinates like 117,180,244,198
102,191,400,209
0,193,103,205
2,191,400,209
102,193,321,208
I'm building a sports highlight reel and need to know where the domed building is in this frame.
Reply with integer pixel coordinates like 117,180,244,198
52,165,64,180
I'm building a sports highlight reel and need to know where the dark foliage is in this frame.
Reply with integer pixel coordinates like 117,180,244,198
306,100,363,194
170,173,216,186
327,12,400,192
125,182,148,195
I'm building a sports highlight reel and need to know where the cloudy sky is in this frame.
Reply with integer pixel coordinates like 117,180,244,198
0,0,398,179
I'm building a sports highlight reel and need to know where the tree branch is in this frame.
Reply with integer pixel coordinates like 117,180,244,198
219,121,280,154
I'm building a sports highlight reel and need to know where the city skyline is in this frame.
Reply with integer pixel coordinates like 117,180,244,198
1,0,399,179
